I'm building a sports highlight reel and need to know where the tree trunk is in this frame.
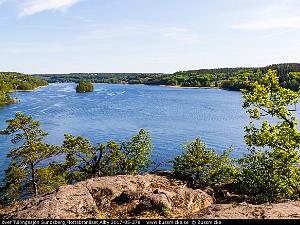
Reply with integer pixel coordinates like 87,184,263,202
30,162,37,196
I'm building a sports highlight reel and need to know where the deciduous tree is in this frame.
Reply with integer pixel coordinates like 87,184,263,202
238,69,300,203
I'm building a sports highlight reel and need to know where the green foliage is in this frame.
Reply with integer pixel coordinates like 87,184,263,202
281,72,300,91
0,72,47,105
118,129,154,175
238,148,300,203
0,111,153,206
76,81,94,93
54,134,120,183
0,113,62,206
61,134,99,182
173,138,237,188
0,93,15,106
238,69,300,203
0,161,26,205
52,129,153,183
220,70,261,91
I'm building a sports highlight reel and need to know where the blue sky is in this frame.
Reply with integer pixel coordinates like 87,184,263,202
0,0,300,74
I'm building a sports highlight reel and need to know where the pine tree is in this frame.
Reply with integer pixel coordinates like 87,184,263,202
0,113,63,206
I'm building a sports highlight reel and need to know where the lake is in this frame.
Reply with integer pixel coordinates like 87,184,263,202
0,83,251,178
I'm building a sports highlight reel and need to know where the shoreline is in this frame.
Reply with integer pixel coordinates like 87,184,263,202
1,85,48,106
8,85,48,93
160,85,220,89
45,82,237,91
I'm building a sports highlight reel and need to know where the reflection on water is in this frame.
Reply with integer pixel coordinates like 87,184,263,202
0,83,252,178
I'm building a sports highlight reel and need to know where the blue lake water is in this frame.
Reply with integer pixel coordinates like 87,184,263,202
0,83,252,178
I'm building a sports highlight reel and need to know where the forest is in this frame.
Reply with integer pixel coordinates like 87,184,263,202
0,72,48,105
36,63,300,91
36,73,164,84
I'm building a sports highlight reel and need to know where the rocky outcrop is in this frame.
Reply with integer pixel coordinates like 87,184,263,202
1,173,299,219
191,201,300,219
0,173,213,219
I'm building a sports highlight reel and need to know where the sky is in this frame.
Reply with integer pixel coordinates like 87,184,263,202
0,0,300,74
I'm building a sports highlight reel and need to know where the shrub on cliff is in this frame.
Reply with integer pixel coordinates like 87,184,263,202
173,138,237,189
118,129,154,175
52,128,153,183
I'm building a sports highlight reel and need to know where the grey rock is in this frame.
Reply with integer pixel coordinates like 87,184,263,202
191,201,300,219
0,173,213,219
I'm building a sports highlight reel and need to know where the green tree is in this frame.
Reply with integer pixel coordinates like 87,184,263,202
76,81,94,93
58,129,153,183
61,134,97,182
173,138,237,188
238,69,300,203
118,129,153,175
57,134,121,183
0,113,62,206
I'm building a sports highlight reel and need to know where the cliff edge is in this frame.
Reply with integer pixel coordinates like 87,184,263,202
0,173,299,219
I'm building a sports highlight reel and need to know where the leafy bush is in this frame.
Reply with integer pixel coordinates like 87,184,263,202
238,148,300,203
56,128,153,183
118,129,153,175
173,138,237,188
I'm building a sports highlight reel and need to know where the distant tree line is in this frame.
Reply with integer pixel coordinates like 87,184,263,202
1,69,299,208
0,72,48,105
35,73,164,84
35,63,300,91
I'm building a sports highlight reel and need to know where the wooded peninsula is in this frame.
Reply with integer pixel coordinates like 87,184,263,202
0,72,48,106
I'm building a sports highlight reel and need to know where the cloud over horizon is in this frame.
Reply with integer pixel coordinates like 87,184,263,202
19,0,82,16
80,24,203,45
231,17,300,30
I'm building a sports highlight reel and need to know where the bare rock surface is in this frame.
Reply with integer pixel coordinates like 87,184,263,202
0,173,213,219
191,201,300,219
1,173,299,219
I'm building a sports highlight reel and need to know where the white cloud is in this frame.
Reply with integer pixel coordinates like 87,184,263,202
231,0,300,30
158,27,202,44
231,17,300,30
19,0,82,16
80,24,202,44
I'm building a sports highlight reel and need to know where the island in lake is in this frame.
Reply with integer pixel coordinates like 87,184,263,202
76,80,94,93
